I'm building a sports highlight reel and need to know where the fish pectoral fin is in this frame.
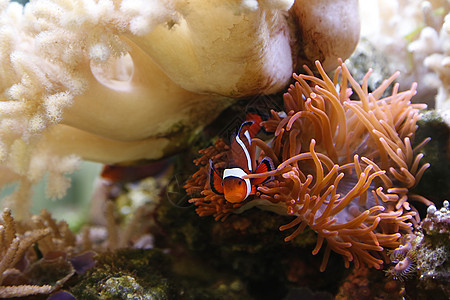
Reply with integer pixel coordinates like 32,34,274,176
249,185,257,196
209,160,224,195
251,157,275,185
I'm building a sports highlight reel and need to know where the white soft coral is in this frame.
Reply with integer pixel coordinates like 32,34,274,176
0,0,360,214
423,13,450,124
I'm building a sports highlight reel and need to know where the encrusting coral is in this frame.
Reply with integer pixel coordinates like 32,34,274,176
185,60,432,272
382,201,450,298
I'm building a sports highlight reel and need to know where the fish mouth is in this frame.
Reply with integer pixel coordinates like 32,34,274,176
225,193,246,203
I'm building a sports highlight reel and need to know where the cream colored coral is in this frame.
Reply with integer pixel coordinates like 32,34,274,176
423,13,450,123
0,0,360,210
1,0,361,161
292,0,360,71
359,0,450,122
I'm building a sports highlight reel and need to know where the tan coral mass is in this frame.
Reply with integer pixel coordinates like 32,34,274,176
0,0,360,205
0,0,360,163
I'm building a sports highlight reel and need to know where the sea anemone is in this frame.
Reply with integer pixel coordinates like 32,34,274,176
185,60,432,271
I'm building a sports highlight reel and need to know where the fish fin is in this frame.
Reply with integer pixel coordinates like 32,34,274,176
245,113,263,137
209,160,224,195
251,157,275,185
249,184,257,196
237,121,255,143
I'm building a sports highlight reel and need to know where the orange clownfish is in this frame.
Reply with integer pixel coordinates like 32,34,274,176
209,120,274,203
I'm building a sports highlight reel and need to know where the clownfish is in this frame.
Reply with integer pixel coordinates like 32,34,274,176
209,119,274,203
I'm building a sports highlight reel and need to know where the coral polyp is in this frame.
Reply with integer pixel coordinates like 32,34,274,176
387,256,417,281
185,60,432,272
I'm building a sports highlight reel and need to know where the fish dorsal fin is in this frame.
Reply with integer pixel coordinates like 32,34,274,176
251,157,275,186
237,121,254,145
209,160,224,195
245,113,264,137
